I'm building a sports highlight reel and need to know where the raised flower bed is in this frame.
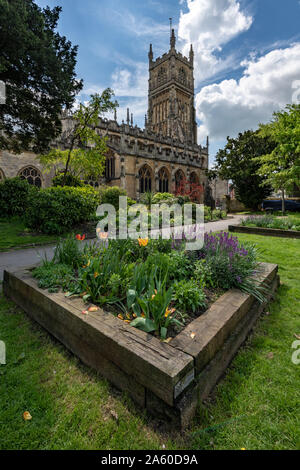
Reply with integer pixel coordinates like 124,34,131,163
3,232,279,427
229,214,300,239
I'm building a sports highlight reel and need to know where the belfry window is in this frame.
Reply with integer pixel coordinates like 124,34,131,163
178,67,187,85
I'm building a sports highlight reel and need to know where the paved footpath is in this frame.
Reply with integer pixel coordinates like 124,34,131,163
0,215,243,282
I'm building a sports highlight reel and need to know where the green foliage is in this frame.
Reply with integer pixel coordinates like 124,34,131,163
99,186,127,210
24,186,99,234
242,214,300,231
0,177,38,217
167,251,193,281
257,104,300,210
74,247,134,305
172,280,207,313
33,262,74,293
193,259,215,288
214,130,274,209
0,0,82,153
53,235,82,268
52,173,83,187
152,192,177,205
140,191,155,209
39,91,118,184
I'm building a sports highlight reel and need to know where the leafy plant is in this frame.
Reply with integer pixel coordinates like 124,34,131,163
52,173,84,187
173,279,206,313
33,262,74,293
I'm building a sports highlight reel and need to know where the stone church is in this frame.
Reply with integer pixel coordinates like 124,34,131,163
0,30,209,202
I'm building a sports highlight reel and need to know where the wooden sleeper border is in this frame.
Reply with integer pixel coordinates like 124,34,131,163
229,224,300,239
3,262,279,428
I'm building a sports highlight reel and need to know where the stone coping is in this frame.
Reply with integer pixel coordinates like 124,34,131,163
3,262,279,428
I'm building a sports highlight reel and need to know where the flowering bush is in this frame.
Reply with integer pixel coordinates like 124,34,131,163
196,232,265,300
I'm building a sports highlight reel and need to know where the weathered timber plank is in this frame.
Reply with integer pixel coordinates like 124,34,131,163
171,263,278,372
229,225,300,239
3,268,193,406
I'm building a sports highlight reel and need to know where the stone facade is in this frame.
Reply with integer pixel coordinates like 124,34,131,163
0,31,209,201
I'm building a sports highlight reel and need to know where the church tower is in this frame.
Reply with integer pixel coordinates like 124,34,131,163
147,29,197,144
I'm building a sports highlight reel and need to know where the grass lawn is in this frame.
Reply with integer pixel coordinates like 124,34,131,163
0,233,299,450
0,218,58,252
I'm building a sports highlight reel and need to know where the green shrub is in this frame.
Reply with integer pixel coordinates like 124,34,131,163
152,192,178,206
173,279,206,313
24,186,99,234
33,262,74,293
0,177,38,218
52,173,84,187
99,186,127,210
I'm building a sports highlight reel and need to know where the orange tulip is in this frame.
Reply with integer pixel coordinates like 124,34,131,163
94,272,99,279
76,234,86,241
138,238,149,247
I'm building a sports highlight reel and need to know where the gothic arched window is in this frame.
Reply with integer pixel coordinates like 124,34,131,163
139,165,152,193
84,176,101,188
18,166,42,187
0,168,5,182
105,153,115,181
175,169,184,191
158,167,169,193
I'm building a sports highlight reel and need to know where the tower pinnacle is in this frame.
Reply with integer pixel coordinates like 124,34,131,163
170,28,176,49
148,44,153,62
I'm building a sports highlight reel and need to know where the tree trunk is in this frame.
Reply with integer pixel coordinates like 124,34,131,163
281,188,285,215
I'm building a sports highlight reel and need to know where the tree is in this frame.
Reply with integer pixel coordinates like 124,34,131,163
257,104,300,214
0,0,83,153
213,130,274,210
174,176,204,203
39,90,118,185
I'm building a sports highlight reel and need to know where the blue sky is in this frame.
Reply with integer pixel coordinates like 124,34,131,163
36,0,300,164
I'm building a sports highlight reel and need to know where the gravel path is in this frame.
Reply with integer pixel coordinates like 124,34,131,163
0,215,243,281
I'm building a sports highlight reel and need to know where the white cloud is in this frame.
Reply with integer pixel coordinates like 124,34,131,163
111,62,148,98
196,43,300,142
178,0,253,83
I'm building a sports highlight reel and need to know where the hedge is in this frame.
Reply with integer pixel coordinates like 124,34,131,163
0,177,38,218
24,186,99,234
